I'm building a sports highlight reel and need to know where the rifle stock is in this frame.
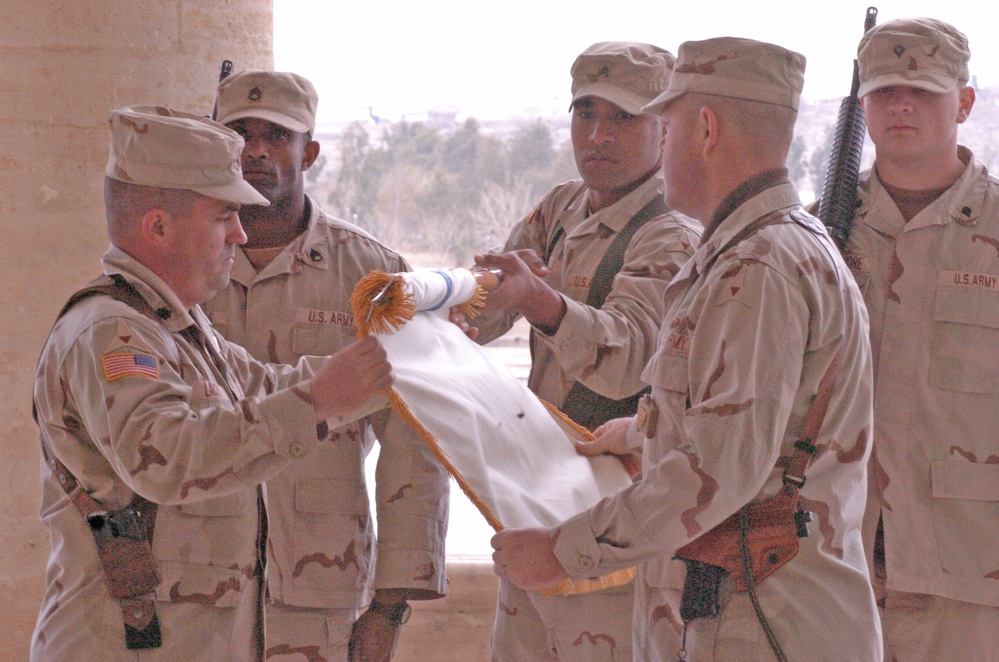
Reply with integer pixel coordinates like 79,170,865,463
818,7,878,252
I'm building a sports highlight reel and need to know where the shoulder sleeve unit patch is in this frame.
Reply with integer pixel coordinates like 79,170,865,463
102,352,160,381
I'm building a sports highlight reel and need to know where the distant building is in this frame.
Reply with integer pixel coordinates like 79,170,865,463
428,104,460,129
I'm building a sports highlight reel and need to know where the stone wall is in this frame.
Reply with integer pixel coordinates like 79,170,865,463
0,1,273,657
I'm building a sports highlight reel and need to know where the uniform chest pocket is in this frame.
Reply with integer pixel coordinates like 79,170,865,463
929,286,999,393
930,461,999,579
179,493,250,517
292,319,355,356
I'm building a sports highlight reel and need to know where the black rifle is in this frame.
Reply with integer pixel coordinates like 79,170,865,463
210,59,234,120
818,7,878,252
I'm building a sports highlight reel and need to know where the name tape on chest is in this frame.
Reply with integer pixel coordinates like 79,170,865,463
939,270,999,292
295,307,355,329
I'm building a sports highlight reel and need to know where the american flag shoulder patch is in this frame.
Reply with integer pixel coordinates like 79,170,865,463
102,352,160,381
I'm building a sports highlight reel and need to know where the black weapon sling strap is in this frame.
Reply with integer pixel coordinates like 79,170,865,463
541,192,670,430
35,273,164,649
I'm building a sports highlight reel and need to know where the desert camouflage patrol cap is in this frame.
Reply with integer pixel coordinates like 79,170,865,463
106,105,269,206
215,69,318,134
570,42,675,115
643,37,805,114
857,18,970,98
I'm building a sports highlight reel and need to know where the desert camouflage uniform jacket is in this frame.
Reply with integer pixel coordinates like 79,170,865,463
32,246,364,660
472,174,702,408
848,148,999,607
204,197,449,611
553,173,882,660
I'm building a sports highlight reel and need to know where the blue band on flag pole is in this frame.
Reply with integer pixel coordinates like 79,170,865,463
426,270,454,311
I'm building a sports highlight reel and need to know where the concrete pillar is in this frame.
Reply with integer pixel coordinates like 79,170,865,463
0,1,272,657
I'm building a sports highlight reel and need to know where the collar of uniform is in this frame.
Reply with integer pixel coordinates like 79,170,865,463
100,245,198,332
689,179,801,277
566,173,665,239
858,146,984,235
229,194,330,287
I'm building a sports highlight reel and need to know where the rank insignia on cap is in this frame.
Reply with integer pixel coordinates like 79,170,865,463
248,86,262,101
102,352,160,381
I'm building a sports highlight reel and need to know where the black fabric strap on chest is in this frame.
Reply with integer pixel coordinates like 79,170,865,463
43,273,164,649
552,194,670,430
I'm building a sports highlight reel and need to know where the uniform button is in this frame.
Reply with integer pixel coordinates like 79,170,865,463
289,441,306,457
578,555,594,570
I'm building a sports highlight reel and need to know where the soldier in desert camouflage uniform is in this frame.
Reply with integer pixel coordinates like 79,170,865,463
493,38,882,661
31,106,392,661
846,18,999,661
205,70,449,662
462,42,700,662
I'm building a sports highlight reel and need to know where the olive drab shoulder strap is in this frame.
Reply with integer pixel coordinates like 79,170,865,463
545,194,670,429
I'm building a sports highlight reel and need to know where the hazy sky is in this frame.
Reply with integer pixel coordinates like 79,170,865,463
274,2,998,124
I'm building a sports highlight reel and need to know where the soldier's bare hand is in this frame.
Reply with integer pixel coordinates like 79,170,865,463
311,336,392,423
348,605,402,662
448,305,479,340
491,527,569,591
474,250,565,333
575,416,633,457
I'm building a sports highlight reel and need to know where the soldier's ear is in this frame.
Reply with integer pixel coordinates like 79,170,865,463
956,86,975,124
302,140,320,171
699,106,719,157
140,209,173,246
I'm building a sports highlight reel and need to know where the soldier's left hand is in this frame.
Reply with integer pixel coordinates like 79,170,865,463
491,527,570,590
348,605,403,662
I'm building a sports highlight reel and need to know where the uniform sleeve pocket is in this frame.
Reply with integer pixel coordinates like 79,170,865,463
642,353,688,394
928,286,999,393
930,460,999,580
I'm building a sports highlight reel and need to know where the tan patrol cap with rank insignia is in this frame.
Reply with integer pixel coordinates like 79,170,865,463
215,69,318,134
106,105,269,206
643,37,805,115
569,42,675,115
857,17,970,98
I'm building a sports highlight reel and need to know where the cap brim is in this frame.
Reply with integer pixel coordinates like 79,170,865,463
641,88,685,115
858,72,959,98
570,83,651,116
194,180,270,206
216,108,311,134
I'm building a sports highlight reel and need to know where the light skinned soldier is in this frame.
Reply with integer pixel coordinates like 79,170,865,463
205,70,449,662
31,106,393,661
492,38,882,661
455,42,701,661
846,18,999,661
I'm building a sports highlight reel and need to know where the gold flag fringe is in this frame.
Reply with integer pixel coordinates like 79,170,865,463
385,388,504,531
455,280,489,321
350,271,415,337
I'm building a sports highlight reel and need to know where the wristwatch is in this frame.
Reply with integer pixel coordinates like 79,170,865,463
367,599,411,626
